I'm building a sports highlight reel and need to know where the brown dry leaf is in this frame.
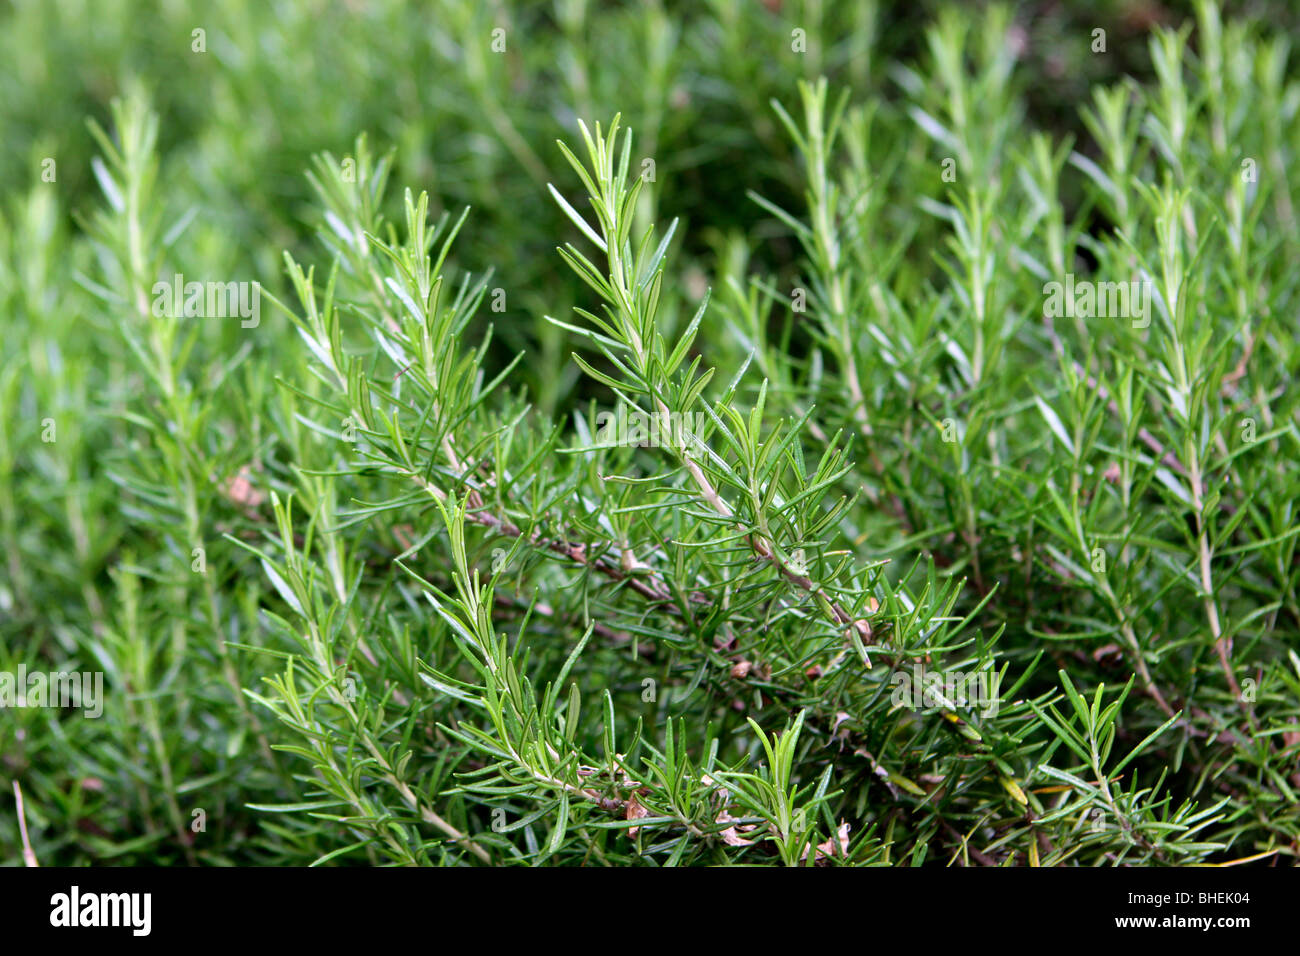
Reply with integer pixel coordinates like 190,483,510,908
716,806,757,847
730,659,753,679
625,792,651,838
701,775,759,847
804,820,852,863
831,820,851,855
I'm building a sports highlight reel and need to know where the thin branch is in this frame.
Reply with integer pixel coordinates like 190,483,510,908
13,781,39,867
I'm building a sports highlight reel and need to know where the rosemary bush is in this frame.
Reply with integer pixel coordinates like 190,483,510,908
2,0,1297,866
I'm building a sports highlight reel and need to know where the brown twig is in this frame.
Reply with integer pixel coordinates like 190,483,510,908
13,781,39,867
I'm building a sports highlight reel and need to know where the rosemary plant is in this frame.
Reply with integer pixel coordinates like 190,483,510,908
2,0,1297,867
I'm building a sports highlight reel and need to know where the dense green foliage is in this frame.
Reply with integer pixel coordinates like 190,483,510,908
2,0,1298,866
